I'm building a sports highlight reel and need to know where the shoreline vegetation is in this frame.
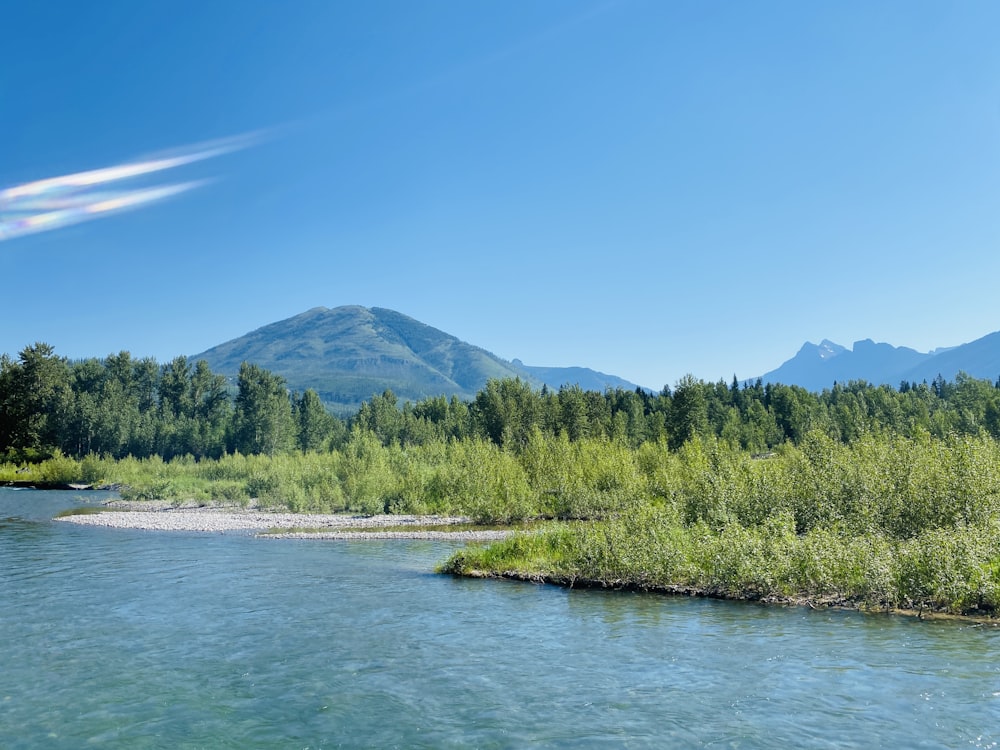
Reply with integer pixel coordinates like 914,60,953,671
10,426,1000,621
4,343,1000,621
438,509,1000,622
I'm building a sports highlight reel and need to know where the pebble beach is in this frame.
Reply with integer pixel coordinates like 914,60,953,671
53,507,515,540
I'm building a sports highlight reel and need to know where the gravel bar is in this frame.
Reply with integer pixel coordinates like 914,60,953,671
53,510,481,535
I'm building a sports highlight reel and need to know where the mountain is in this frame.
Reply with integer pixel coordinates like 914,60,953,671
758,330,1000,392
511,360,643,394
901,331,1000,385
192,306,643,413
757,340,849,390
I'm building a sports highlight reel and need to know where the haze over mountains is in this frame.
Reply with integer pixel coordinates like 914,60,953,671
192,306,641,413
757,332,1000,392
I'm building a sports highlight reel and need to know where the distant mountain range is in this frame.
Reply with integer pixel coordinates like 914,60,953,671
758,331,1000,392
192,306,642,413
190,306,1000,409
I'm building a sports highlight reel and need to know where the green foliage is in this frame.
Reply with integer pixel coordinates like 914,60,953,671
0,343,354,464
473,378,539,448
295,389,338,452
233,363,295,456
6,342,1000,616
440,524,580,577
439,429,1000,616
339,429,397,514
447,511,1000,615
0,343,73,458
520,431,645,519
450,439,534,523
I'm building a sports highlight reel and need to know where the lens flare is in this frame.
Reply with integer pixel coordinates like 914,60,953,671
0,132,258,241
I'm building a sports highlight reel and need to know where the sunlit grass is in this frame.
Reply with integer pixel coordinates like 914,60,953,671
53,506,107,518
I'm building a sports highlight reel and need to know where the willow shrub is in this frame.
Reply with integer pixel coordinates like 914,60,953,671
518,432,646,520
571,505,690,586
895,523,1000,613
670,431,1000,540
14,428,1000,550
383,441,456,516
451,513,1000,614
337,431,400,514
445,439,535,524
0,450,105,485
634,440,683,504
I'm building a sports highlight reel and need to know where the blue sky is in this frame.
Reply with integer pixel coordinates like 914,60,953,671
3,1,999,390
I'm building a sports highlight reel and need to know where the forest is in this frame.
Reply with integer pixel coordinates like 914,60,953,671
4,341,1000,463
4,341,1000,616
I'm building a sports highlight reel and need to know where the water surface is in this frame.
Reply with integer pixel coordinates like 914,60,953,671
2,488,998,748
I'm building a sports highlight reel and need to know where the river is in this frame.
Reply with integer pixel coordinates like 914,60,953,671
1,488,998,748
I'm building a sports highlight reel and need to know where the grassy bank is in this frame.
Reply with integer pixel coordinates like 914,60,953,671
6,428,1000,617
441,509,1000,617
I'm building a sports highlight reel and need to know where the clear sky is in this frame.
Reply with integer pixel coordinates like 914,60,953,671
3,1,999,390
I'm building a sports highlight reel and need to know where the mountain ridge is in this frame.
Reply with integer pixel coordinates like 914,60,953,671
192,306,644,413
758,330,1000,391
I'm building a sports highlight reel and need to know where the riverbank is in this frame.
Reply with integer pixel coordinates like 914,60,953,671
440,515,1000,620
450,568,1000,624
53,506,515,540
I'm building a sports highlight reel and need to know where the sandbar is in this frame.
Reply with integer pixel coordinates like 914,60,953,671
53,507,513,540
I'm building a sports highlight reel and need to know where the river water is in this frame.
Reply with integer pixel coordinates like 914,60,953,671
2,488,998,748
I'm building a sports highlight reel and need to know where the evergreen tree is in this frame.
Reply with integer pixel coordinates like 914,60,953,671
295,389,337,451
232,363,294,455
473,378,539,448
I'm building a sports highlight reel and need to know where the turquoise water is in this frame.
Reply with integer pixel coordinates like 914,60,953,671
2,488,999,748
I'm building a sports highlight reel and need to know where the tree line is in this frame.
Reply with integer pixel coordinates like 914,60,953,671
3,341,1000,463
355,370,1000,451
0,343,343,461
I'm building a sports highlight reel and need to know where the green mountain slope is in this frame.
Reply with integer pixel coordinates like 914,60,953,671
192,306,542,413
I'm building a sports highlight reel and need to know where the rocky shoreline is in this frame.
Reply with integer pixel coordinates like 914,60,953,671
53,506,514,540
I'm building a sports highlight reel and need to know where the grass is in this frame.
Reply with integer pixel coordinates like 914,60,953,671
53,506,107,518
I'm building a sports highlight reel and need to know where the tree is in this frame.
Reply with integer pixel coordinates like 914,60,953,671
557,384,589,441
0,343,72,456
232,363,294,455
188,360,231,458
159,356,193,419
473,378,539,448
295,389,337,451
668,374,708,450
767,383,818,443
355,390,404,445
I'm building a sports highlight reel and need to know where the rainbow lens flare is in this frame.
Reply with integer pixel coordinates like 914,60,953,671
0,132,258,241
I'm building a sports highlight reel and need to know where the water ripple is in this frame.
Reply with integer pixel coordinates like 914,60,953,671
1,489,998,748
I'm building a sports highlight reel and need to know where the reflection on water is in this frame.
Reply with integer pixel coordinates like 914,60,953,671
1,488,998,749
